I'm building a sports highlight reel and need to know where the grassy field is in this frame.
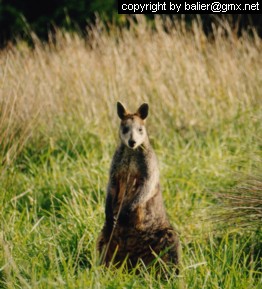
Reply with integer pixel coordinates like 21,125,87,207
0,17,261,288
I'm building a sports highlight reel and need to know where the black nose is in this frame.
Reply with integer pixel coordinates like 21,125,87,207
128,140,136,148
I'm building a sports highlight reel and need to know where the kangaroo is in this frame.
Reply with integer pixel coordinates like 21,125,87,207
97,102,180,272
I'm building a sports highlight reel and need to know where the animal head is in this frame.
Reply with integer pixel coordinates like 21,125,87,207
117,102,149,150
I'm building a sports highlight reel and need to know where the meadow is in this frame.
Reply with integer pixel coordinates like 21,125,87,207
0,17,261,288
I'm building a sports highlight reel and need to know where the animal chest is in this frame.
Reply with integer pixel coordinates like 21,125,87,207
113,158,143,207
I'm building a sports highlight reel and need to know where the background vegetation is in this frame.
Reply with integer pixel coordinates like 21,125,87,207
0,0,262,46
0,16,261,288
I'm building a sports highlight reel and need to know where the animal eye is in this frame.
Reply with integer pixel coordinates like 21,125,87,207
138,127,143,133
122,127,129,134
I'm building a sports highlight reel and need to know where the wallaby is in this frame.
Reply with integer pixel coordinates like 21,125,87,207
97,102,180,272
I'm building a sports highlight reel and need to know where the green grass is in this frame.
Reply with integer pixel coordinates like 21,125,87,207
0,17,261,288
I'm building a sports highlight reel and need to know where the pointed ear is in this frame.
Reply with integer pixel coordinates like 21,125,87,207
136,103,149,120
117,102,127,120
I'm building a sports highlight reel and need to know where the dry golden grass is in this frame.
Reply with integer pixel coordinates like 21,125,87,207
0,16,261,165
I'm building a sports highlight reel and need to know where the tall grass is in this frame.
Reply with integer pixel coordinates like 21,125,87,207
0,16,261,288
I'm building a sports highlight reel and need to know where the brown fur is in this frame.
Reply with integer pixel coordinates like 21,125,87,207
97,102,180,273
